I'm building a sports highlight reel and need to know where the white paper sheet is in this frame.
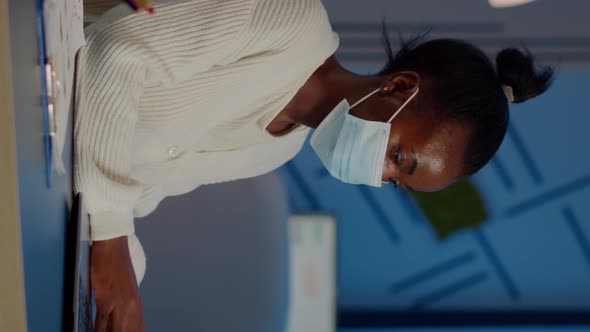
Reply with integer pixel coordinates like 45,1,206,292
43,0,85,174
286,214,336,332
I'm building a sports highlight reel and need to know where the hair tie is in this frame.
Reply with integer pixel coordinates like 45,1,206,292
502,85,515,102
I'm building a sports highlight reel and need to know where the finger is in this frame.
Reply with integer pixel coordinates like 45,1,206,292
124,306,146,332
107,316,114,332
94,307,111,332
138,317,147,332
109,307,125,332
123,306,144,332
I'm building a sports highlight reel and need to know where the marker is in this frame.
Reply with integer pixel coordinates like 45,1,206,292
125,0,154,14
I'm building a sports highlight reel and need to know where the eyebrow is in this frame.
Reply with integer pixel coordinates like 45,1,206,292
408,149,418,176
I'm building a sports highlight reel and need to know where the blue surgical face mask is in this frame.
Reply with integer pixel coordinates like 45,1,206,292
310,87,419,187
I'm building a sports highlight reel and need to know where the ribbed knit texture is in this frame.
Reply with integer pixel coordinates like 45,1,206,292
74,0,339,240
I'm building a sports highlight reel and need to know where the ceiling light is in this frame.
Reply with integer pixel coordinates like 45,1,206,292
489,0,536,8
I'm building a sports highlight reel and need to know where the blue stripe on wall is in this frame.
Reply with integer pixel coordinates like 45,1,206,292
412,271,489,310
358,186,400,243
389,186,424,225
489,157,515,191
283,162,322,210
392,251,477,293
505,174,590,217
507,124,544,185
562,205,590,270
473,229,520,300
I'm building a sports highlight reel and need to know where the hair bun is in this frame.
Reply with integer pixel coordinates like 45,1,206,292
496,48,554,104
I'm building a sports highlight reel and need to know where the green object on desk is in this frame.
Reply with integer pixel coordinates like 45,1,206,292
408,178,488,239
135,0,153,10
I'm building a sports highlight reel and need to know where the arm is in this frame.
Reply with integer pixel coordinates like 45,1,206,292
75,20,149,332
91,237,145,332
75,25,147,241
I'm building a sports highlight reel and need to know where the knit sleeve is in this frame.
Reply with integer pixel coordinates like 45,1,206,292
74,30,148,241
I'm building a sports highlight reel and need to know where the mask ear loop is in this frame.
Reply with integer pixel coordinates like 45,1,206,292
386,88,420,123
350,88,381,109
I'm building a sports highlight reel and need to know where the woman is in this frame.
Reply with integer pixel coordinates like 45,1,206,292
76,0,553,330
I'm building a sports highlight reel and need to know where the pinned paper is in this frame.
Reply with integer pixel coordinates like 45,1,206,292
286,215,336,332
43,0,86,174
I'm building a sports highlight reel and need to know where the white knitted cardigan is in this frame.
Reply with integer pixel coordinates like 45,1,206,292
74,0,339,240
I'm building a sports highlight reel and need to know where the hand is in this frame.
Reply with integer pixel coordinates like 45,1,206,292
91,236,146,332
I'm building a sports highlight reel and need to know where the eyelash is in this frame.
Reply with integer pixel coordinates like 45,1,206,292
390,146,402,188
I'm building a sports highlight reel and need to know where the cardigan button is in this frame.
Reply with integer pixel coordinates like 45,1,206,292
168,145,179,157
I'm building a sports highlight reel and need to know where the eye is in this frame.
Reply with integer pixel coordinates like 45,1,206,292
392,146,401,165
392,144,408,167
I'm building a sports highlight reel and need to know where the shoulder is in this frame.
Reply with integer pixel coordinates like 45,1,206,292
249,0,332,33
244,0,339,55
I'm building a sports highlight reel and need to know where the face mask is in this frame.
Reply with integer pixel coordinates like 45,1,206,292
310,87,419,187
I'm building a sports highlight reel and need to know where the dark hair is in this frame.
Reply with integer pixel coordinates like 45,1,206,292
379,28,554,177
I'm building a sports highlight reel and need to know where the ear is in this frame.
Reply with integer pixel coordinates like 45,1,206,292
380,71,421,96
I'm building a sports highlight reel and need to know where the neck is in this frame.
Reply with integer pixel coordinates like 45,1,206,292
290,56,385,129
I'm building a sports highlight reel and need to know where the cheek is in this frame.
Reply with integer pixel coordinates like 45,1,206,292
420,138,458,177
404,167,451,192
419,174,456,192
421,154,446,176
410,148,461,191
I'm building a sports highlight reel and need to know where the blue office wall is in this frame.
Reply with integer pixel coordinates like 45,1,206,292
278,70,590,311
